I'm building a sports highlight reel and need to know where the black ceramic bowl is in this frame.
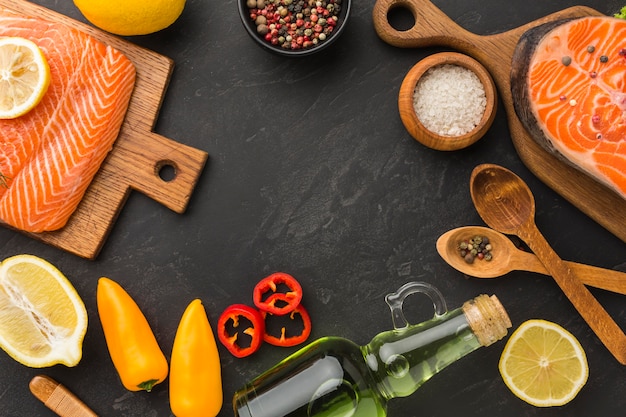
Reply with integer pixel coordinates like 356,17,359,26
238,0,351,57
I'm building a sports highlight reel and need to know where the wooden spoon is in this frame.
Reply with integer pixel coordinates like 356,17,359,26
470,163,626,364
30,375,98,417
437,226,626,295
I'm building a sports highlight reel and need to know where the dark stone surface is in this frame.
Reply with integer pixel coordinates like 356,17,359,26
1,0,625,415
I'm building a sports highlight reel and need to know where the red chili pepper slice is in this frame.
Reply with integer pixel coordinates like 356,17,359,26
253,272,303,316
262,304,312,347
217,304,264,358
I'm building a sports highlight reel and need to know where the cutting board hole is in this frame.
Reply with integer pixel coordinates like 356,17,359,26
386,6,415,32
156,160,177,182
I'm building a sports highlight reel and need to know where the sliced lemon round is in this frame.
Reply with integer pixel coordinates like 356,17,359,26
499,319,588,407
0,254,88,367
0,37,51,119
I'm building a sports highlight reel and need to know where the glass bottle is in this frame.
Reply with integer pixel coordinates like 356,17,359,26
233,281,512,417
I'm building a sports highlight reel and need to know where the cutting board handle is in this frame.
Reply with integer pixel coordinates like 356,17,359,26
106,131,208,214
372,0,602,88
372,0,477,49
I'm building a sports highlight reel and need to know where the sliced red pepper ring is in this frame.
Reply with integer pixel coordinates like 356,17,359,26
253,272,303,316
217,304,264,358
262,304,312,347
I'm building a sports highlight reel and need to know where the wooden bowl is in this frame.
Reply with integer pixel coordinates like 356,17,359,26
398,52,497,151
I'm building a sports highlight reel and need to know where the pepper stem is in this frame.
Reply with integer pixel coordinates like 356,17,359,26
137,379,160,392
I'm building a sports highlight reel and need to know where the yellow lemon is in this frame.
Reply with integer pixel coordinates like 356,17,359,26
73,0,186,36
0,254,88,367
499,319,588,407
0,37,50,119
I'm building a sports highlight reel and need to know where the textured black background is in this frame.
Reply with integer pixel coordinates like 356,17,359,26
2,0,625,415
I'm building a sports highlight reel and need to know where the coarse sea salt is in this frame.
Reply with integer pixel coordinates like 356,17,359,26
413,64,487,137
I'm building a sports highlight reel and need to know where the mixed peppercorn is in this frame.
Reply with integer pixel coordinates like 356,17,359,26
458,235,493,264
246,0,343,51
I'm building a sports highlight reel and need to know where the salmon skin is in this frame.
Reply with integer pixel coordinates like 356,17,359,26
511,16,626,199
0,9,136,233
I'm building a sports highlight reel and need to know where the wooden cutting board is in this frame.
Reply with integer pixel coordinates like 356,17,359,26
1,0,208,259
372,0,626,243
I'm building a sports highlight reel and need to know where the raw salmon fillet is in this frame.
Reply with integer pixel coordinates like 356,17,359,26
0,9,136,232
512,17,626,199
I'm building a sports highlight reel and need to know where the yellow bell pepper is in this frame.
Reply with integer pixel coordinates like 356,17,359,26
170,299,223,417
97,277,168,392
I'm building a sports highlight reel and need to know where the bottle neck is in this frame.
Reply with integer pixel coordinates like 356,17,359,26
363,294,511,400
462,294,511,347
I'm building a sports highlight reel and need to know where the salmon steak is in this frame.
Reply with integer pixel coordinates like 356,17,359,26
0,9,136,233
511,16,626,199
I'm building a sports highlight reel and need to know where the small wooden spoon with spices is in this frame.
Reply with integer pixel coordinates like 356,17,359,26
470,163,626,365
437,226,626,295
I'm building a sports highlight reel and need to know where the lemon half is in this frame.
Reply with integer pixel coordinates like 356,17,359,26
499,319,588,407
0,37,50,119
74,0,186,36
0,254,88,367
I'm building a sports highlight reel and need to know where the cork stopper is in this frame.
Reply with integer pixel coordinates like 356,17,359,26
462,294,512,347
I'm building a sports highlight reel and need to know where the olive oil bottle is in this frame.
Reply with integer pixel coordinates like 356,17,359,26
233,281,511,417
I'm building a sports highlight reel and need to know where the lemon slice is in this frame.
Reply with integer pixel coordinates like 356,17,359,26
499,319,588,407
0,254,88,367
0,37,51,119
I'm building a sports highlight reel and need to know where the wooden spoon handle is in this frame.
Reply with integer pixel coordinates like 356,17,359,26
30,375,98,417
565,262,626,295
521,226,626,364
515,251,626,295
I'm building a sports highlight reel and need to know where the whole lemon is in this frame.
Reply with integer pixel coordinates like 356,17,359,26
73,0,186,36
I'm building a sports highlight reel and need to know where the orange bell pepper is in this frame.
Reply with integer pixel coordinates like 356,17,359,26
97,277,168,392
170,299,223,417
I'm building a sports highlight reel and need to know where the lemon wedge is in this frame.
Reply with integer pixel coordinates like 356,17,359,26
499,319,588,407
0,254,88,367
0,37,50,119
